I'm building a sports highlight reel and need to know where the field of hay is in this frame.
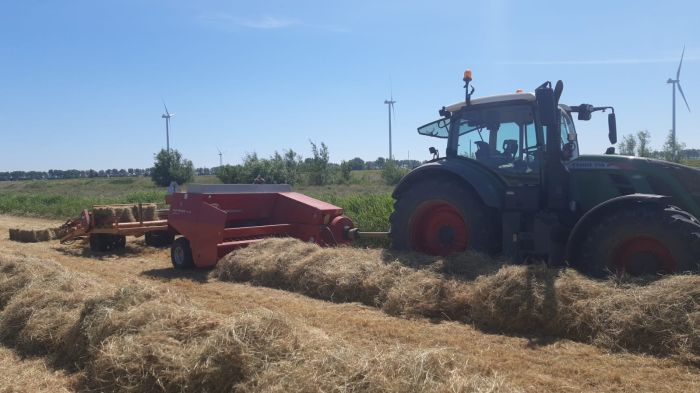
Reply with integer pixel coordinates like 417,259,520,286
0,214,699,392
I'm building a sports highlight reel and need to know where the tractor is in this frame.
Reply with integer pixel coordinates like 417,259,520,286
390,70,700,277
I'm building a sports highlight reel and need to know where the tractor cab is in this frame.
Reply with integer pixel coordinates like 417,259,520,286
418,91,582,186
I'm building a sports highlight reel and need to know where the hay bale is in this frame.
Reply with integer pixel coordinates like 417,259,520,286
131,203,158,222
93,206,136,227
93,207,117,227
7,228,54,243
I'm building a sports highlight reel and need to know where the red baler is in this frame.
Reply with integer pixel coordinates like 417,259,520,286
165,184,355,268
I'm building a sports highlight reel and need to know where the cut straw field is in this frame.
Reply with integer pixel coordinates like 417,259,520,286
0,215,699,392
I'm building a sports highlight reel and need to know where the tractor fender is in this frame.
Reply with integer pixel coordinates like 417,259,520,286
565,193,671,259
392,160,505,208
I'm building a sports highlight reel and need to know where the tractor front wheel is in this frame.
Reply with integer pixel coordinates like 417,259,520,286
390,179,497,255
576,205,700,277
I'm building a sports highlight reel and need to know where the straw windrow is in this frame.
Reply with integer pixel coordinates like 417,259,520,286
214,238,700,363
0,252,518,393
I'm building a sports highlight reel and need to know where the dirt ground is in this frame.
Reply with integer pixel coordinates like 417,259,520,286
0,214,698,393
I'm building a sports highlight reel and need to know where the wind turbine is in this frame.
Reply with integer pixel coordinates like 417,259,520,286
161,100,175,152
667,46,691,148
384,90,396,161
217,147,223,166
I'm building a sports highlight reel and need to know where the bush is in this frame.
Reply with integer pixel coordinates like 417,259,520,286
381,160,408,185
150,149,194,187
216,165,244,184
216,151,301,185
306,141,330,186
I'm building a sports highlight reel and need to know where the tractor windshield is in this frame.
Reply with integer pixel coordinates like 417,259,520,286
417,118,450,138
454,104,539,176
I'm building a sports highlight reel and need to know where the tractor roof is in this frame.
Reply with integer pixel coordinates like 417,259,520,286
444,92,536,113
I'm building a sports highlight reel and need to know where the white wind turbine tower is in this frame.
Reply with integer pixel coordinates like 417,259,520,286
667,46,691,148
384,89,396,161
161,100,175,153
217,147,223,167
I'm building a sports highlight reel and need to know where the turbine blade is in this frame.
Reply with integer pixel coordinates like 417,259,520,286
677,83,691,112
677,45,685,80
162,98,170,116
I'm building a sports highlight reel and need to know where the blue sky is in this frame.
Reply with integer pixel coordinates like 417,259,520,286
1,0,698,171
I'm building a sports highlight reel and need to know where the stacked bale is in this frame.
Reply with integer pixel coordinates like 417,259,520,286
93,204,158,228
131,203,158,222
93,206,136,227
8,228,55,243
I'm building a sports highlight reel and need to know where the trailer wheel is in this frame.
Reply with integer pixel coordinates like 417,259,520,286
89,234,126,252
390,179,498,255
113,235,126,250
145,231,175,247
171,237,194,269
575,204,700,277
89,234,109,252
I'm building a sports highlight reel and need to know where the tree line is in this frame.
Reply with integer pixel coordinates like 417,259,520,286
0,167,216,182
617,129,699,162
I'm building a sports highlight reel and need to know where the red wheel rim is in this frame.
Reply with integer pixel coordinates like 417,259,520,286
612,235,675,275
409,201,468,255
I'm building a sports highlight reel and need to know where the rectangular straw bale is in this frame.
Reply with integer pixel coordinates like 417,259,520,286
130,203,158,222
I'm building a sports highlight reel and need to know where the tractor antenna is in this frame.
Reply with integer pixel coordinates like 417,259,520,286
463,69,475,105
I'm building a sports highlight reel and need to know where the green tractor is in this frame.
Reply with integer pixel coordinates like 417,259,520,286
390,71,700,277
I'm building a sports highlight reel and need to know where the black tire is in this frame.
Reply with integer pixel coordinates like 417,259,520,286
389,179,498,255
171,237,194,269
89,234,109,252
113,235,126,250
575,204,700,277
145,231,175,247
89,234,125,252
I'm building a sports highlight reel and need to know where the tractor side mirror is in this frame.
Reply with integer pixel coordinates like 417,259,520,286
536,83,557,127
608,112,617,144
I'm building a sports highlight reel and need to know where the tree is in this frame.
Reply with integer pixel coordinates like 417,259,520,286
618,134,637,156
151,149,195,186
347,157,365,170
636,130,652,158
307,140,330,185
339,160,352,183
381,160,408,185
661,130,686,163
216,164,244,184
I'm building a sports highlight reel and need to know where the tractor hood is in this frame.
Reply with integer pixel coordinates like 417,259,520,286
568,155,700,217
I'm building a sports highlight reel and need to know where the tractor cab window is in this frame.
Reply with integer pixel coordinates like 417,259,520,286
455,105,540,178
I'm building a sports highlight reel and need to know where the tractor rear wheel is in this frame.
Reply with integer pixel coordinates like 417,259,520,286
576,204,700,277
390,179,497,255
171,237,194,269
